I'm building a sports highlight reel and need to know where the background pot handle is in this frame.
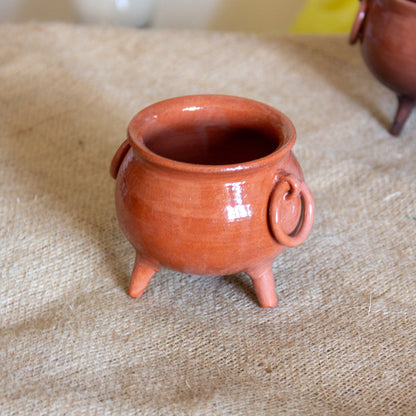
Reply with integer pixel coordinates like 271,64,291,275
349,0,368,45
269,173,314,248
110,139,131,179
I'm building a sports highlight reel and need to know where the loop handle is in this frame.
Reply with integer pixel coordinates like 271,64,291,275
110,139,131,179
269,172,314,248
349,0,368,45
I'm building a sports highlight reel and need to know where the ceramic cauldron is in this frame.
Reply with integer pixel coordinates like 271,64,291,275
110,95,314,308
350,0,416,135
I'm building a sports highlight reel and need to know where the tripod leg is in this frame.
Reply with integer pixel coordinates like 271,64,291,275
390,95,414,136
128,254,159,298
247,265,278,308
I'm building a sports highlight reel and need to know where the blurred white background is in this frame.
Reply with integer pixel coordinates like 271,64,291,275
0,0,305,33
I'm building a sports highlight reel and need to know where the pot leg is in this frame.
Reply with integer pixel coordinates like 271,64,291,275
247,265,278,308
390,95,415,136
128,254,159,298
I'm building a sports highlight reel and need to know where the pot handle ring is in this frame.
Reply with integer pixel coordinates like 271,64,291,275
269,172,314,248
110,139,131,179
349,0,368,45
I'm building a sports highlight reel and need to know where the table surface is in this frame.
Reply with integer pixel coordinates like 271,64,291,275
1,23,415,415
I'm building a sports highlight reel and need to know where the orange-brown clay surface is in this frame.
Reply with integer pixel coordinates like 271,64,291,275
111,95,314,308
350,0,416,136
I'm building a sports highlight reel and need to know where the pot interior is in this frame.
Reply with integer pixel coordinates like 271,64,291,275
144,119,281,166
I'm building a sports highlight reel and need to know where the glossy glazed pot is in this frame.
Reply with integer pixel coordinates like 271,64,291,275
110,95,314,308
349,0,416,136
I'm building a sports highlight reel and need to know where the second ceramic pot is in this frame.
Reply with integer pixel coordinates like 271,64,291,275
350,0,416,135
111,95,314,308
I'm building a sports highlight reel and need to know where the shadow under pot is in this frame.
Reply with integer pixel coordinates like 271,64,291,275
110,95,314,308
350,0,416,136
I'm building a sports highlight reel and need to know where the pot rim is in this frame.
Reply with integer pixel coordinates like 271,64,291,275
127,94,297,174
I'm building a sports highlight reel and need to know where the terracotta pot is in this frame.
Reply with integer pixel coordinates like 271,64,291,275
349,0,416,136
110,95,314,308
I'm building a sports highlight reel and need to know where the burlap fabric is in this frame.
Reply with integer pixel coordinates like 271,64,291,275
1,23,415,415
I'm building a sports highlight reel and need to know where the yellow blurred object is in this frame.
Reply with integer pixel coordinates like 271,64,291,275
292,0,358,33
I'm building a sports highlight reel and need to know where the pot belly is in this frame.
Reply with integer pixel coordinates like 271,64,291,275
116,185,284,276
362,41,416,97
361,10,416,97
115,156,284,276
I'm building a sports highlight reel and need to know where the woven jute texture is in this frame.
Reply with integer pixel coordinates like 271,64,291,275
1,23,415,415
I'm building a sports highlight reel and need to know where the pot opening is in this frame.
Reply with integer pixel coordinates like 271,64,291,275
143,122,281,166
